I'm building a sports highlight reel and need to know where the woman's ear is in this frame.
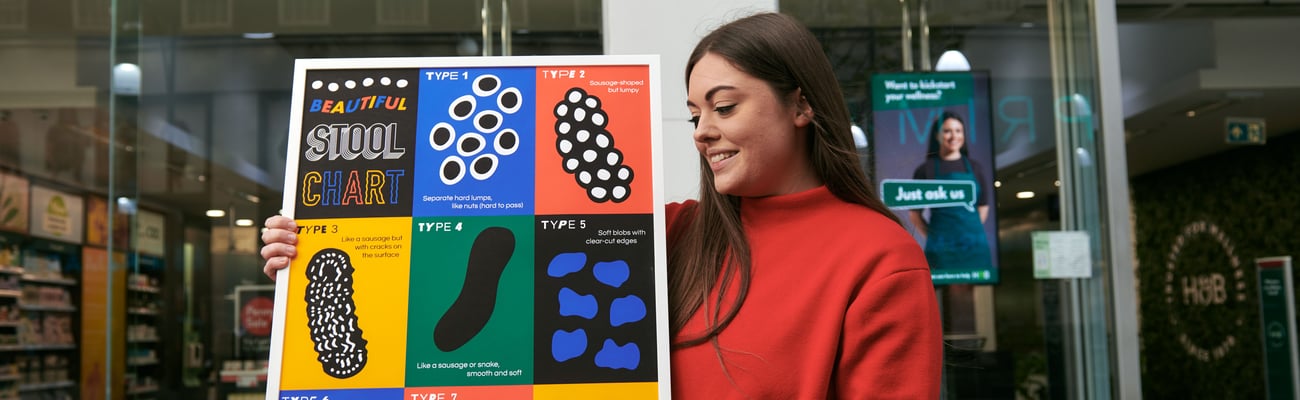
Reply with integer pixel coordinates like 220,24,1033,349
793,91,813,128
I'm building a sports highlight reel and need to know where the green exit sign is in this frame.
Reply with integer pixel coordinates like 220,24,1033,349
1226,117,1266,145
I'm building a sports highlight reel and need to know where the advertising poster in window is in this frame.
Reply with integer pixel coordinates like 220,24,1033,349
267,56,668,400
871,71,999,285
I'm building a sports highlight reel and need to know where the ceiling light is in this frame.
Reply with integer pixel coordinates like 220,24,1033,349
1054,180,1061,187
235,219,254,227
1186,110,1197,118
935,50,971,72
1016,191,1035,199
994,181,1002,188
243,32,275,40
206,209,226,218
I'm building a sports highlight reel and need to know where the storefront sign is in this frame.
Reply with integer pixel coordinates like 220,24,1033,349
1031,231,1092,279
1164,221,1247,362
29,184,83,243
267,56,668,399
0,172,28,233
1256,256,1298,399
135,209,165,256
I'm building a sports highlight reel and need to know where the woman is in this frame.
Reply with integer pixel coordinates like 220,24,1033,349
264,12,941,399
908,111,993,271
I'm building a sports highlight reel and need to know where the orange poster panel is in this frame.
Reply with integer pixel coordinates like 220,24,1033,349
535,65,653,215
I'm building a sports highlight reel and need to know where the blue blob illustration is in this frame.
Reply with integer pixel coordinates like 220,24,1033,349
609,295,647,327
551,329,588,362
558,287,598,319
594,339,640,370
592,260,630,288
547,252,587,278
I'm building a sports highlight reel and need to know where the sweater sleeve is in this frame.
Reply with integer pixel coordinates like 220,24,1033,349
835,267,943,399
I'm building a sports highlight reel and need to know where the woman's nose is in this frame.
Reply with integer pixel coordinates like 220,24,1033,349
692,117,718,143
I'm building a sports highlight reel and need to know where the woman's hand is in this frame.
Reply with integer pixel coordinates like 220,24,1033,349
260,215,299,280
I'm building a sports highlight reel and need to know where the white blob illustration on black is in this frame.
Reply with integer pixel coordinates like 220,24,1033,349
304,248,368,379
551,87,634,203
428,72,525,185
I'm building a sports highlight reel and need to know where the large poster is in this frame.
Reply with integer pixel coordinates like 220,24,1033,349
871,71,999,285
267,56,668,400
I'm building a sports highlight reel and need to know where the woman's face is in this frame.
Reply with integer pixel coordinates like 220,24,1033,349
686,53,820,197
937,117,965,157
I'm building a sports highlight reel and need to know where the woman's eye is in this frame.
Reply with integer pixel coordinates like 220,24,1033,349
715,105,735,115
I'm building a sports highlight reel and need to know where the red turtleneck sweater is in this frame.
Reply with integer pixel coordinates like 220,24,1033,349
667,186,942,399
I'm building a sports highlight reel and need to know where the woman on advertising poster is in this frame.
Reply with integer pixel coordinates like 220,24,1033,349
908,110,992,271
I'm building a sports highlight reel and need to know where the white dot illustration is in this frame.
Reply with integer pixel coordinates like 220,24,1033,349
573,108,587,122
328,82,339,92
618,167,631,180
494,129,518,156
312,80,323,89
429,122,455,151
555,104,569,117
585,97,598,109
558,139,573,154
606,151,620,166
344,80,356,89
397,79,409,88
592,112,606,127
578,171,592,184
590,187,608,199
597,169,611,181
567,90,582,103
565,158,580,172
612,186,628,200
595,133,610,148
576,130,590,143
557,122,572,134
583,149,598,163
363,78,374,87
380,77,392,86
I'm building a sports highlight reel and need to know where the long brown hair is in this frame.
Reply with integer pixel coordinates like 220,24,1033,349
670,12,899,347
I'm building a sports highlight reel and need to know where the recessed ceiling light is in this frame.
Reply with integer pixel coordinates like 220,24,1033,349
994,181,1002,188
206,209,226,218
235,219,254,227
1054,180,1061,187
1016,191,1035,199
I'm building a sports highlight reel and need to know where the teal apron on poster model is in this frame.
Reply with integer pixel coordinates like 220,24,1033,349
924,157,992,270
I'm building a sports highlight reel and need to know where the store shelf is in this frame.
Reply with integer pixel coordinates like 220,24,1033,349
128,337,160,344
0,344,76,352
0,290,18,298
17,380,75,391
0,321,20,328
0,373,19,381
126,385,159,395
127,358,159,367
127,308,158,316
128,285,161,294
19,275,76,286
18,304,76,312
0,266,22,275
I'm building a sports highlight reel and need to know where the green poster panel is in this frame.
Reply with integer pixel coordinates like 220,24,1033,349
1257,256,1299,400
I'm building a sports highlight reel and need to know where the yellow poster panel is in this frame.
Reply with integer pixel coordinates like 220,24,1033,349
533,382,659,400
280,217,412,390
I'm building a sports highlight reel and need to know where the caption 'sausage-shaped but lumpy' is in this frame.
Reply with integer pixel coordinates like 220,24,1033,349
304,248,369,379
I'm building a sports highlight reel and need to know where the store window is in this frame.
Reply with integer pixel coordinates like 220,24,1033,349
0,0,600,398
